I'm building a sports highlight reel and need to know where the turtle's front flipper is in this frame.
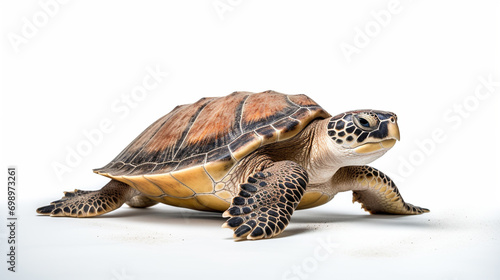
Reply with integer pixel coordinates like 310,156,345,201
222,161,308,240
37,180,139,217
334,166,429,214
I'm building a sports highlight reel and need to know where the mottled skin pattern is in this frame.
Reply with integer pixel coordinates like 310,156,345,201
37,180,139,217
37,91,429,240
222,161,308,240
340,166,427,214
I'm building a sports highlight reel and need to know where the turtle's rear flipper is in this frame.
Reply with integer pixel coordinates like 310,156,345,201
334,166,429,215
37,180,139,217
222,161,308,240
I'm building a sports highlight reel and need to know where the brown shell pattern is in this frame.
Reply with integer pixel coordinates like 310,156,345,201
93,90,330,209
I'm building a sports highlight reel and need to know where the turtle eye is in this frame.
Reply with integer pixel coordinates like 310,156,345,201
359,118,370,127
354,113,378,131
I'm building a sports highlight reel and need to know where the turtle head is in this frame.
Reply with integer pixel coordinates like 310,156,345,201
326,110,400,164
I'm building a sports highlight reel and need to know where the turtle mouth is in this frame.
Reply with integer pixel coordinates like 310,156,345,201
353,139,397,154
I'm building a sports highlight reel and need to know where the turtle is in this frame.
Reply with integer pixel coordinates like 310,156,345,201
37,90,429,240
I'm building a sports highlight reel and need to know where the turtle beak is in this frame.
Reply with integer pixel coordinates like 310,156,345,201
378,121,400,149
353,116,400,154
387,121,400,141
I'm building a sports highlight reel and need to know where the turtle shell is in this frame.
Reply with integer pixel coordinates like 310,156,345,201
94,90,330,211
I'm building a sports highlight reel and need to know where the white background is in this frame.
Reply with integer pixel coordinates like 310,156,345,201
1,1,499,279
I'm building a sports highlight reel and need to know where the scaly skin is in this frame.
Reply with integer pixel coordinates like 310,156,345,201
333,166,429,214
37,180,139,217
222,161,308,240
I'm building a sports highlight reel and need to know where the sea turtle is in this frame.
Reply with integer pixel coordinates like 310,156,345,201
37,90,429,240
